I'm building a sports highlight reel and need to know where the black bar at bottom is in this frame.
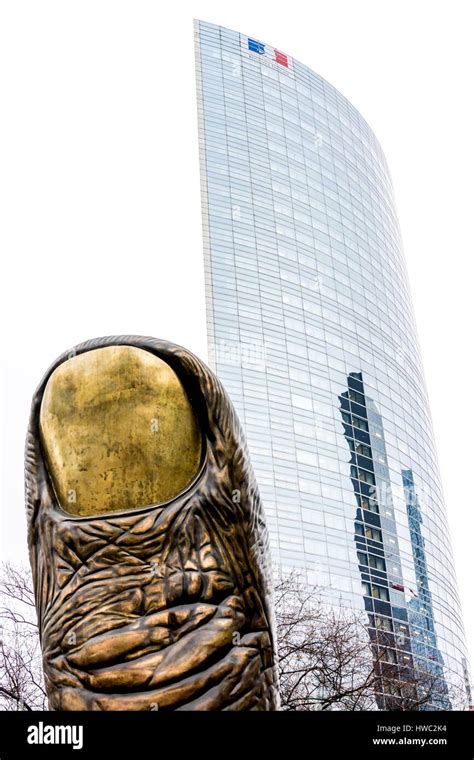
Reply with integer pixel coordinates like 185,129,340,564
0,710,473,758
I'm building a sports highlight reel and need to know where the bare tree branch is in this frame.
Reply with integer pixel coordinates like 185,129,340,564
275,571,466,711
0,562,46,711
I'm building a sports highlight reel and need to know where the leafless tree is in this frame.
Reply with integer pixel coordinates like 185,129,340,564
275,571,467,711
0,562,46,710
276,572,377,710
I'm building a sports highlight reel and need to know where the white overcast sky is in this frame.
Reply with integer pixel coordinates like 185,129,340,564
1,1,473,670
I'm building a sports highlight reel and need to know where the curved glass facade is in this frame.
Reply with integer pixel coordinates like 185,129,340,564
194,19,470,707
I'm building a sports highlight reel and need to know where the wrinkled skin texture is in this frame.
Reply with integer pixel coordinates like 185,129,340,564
25,336,279,711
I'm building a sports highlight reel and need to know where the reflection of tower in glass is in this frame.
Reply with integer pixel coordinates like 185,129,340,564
195,19,470,707
402,469,451,709
339,373,452,708
339,373,413,707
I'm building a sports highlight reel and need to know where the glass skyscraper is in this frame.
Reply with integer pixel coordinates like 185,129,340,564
194,19,470,707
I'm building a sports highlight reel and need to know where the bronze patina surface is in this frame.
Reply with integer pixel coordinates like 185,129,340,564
26,336,279,711
39,346,201,516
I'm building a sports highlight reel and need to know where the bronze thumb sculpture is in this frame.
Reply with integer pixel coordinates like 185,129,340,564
25,336,279,710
